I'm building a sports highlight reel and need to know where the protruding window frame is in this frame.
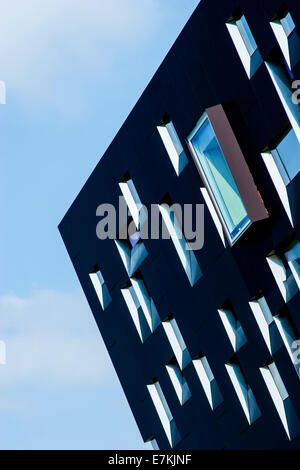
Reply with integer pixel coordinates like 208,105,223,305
225,358,261,425
89,266,112,311
187,105,268,246
226,13,263,78
147,380,181,448
193,355,223,410
157,118,188,176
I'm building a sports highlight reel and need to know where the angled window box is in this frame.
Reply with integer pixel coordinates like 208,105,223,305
249,296,280,354
188,105,268,246
157,119,188,176
193,355,223,410
121,275,160,343
162,316,191,370
166,358,192,406
115,236,148,278
274,311,300,378
260,361,300,440
249,294,299,377
130,275,161,332
265,52,300,144
261,127,300,226
218,301,247,352
226,14,263,78
147,380,181,448
225,358,261,425
266,237,300,302
89,266,112,310
270,10,300,71
119,174,147,229
159,203,202,286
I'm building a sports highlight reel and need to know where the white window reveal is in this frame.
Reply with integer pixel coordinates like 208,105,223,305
193,355,223,410
226,359,261,425
260,361,300,440
89,266,112,310
162,316,191,370
147,380,181,448
166,358,192,405
226,14,263,78
157,120,188,176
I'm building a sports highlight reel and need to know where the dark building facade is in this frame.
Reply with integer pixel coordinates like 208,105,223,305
59,0,300,449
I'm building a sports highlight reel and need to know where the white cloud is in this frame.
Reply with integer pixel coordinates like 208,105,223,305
0,0,159,113
0,289,114,388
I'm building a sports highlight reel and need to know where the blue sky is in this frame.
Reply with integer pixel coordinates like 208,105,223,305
0,0,199,449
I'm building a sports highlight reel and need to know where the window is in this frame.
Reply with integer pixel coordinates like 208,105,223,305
270,10,299,70
121,275,160,343
116,176,148,276
146,437,159,450
261,127,300,225
226,14,263,78
115,238,148,277
265,50,300,144
89,266,112,310
166,358,192,405
162,316,191,370
157,119,188,176
260,361,300,440
225,358,261,425
147,380,181,448
280,12,296,37
193,355,223,410
274,311,300,378
266,237,300,302
119,174,147,229
250,295,300,377
188,113,251,243
249,296,277,354
218,301,247,352
272,128,300,183
158,202,202,286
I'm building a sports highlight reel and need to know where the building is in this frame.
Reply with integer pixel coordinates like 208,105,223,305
59,0,300,449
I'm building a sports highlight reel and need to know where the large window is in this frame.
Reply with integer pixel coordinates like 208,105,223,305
188,113,251,243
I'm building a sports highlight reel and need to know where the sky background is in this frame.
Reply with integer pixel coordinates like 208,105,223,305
0,0,200,450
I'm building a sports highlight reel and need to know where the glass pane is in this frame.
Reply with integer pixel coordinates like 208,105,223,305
281,13,296,37
129,230,141,248
236,15,257,56
277,128,300,181
191,117,249,240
